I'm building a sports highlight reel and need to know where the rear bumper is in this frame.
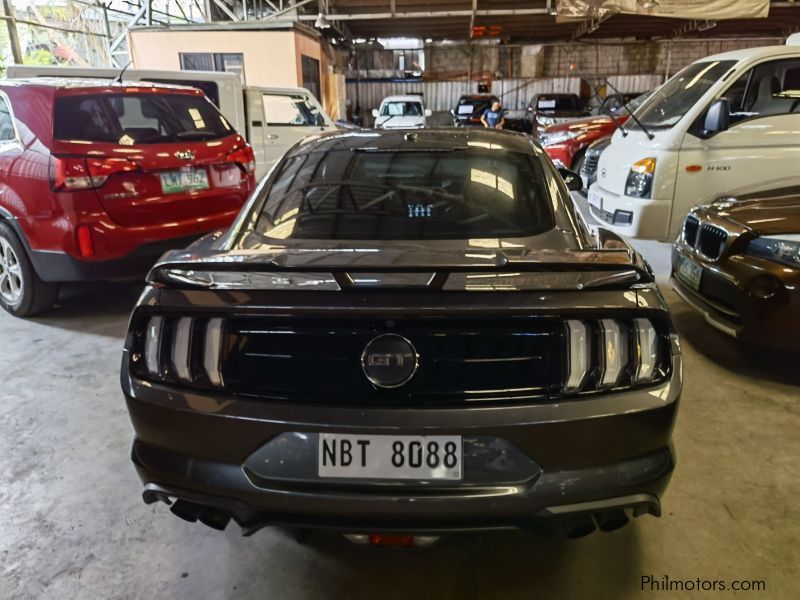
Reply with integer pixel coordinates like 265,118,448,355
30,234,204,282
122,362,680,534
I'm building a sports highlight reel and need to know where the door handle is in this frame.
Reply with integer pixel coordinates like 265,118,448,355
265,134,279,140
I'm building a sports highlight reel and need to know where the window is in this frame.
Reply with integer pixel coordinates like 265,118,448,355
53,93,233,144
722,58,800,125
262,94,322,126
144,78,221,108
301,55,320,101
634,60,737,129
536,95,580,112
179,53,245,84
0,95,15,142
252,148,554,240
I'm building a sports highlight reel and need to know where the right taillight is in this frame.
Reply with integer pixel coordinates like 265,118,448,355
225,145,256,174
564,317,666,394
52,156,137,190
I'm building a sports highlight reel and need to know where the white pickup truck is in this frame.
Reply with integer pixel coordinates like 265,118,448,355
5,65,337,180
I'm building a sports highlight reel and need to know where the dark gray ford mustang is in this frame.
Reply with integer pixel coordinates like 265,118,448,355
121,128,681,544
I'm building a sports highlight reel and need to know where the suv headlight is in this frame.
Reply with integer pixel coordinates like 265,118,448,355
625,157,656,198
746,235,800,267
536,115,555,127
540,129,580,147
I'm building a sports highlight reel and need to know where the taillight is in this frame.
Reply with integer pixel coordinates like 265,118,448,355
225,145,256,174
52,156,137,191
563,318,667,394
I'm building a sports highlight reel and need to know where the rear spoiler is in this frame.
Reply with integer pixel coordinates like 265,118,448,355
148,250,653,292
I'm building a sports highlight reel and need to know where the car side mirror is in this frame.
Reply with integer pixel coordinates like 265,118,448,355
424,108,432,117
449,108,456,116
558,167,583,192
703,98,730,137
527,106,533,112
371,108,379,118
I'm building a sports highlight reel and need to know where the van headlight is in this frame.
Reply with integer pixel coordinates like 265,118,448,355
625,157,656,198
746,235,800,268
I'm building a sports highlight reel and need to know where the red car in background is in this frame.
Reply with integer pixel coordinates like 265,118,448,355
539,92,650,172
0,79,255,317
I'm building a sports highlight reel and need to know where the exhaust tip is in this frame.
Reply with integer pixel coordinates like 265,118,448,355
563,515,597,539
170,500,203,523
198,508,231,531
595,508,629,532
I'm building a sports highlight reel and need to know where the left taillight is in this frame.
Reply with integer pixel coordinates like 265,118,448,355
224,144,256,174
51,156,137,191
138,314,225,388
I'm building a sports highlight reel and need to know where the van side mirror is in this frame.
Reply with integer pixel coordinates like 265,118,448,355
371,108,379,118
703,98,730,137
558,167,583,192
424,108,432,117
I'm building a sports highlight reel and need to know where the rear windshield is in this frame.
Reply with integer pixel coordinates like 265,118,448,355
536,96,580,111
252,148,555,240
54,92,233,144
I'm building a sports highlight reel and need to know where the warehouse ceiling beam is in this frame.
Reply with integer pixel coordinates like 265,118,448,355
211,0,239,20
297,6,548,21
571,11,613,41
263,0,315,20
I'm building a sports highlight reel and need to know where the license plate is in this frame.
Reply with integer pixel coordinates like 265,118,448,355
676,256,702,290
587,189,601,208
160,168,209,194
318,433,462,480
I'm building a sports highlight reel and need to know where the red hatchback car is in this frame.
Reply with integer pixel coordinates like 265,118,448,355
539,92,650,172
0,79,255,317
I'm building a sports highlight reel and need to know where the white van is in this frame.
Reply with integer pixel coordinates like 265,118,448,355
371,94,432,129
588,44,800,240
5,65,336,179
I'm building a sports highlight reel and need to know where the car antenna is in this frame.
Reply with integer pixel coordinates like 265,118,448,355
569,63,627,137
602,76,655,140
113,61,133,84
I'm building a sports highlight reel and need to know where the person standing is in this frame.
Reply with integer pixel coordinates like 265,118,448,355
480,100,505,129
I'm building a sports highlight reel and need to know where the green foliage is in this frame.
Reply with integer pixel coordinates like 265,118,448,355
24,48,56,66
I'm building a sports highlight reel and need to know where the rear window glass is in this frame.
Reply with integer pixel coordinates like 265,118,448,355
252,148,554,240
537,96,580,111
53,92,233,144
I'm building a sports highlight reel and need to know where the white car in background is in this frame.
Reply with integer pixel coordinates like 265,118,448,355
372,94,432,129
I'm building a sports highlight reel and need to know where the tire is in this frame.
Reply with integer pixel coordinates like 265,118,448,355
0,221,59,318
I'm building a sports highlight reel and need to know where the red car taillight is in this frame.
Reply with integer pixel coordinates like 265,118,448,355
224,145,256,174
52,156,138,191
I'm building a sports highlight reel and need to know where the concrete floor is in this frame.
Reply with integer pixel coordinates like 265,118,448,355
2,229,799,598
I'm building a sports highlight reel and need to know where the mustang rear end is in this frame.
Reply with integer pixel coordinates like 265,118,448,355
121,129,681,539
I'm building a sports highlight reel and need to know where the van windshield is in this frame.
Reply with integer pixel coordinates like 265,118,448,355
380,101,423,117
632,60,736,129
54,92,233,144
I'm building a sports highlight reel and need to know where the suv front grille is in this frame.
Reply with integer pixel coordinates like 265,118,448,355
682,215,728,260
130,313,671,406
683,214,699,246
